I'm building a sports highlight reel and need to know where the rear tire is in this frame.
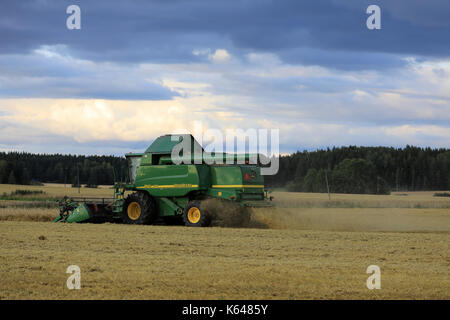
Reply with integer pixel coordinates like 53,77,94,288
122,192,156,225
183,201,211,227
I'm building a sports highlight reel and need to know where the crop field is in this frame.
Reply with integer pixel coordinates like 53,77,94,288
0,183,114,199
0,184,449,299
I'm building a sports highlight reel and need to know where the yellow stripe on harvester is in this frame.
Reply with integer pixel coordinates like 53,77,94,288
211,185,264,188
137,184,199,189
137,184,264,189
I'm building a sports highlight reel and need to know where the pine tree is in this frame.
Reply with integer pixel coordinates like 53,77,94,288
7,171,16,184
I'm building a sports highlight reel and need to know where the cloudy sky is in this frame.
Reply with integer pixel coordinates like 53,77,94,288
0,0,449,155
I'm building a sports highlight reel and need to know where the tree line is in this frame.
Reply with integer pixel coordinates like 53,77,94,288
264,146,450,194
0,145,449,193
0,152,127,187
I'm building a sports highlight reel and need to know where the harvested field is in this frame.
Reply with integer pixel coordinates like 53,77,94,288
0,184,449,299
0,221,448,299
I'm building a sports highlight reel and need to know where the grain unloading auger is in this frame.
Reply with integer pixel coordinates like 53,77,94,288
55,134,273,226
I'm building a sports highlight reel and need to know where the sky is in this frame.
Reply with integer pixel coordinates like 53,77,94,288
0,0,449,155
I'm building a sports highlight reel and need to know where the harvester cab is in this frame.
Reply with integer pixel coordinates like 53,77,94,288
55,134,273,226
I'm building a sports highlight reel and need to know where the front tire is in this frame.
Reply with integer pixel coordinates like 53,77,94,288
122,192,156,224
183,201,211,227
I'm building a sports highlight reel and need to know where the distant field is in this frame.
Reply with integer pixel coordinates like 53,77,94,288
0,184,449,299
271,190,450,208
1,183,449,207
0,183,114,199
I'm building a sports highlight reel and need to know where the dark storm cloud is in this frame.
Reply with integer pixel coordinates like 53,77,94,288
1,0,449,69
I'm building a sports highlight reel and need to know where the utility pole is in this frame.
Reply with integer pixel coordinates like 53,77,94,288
77,165,80,194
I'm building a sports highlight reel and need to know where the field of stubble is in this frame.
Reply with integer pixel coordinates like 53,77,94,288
0,184,449,299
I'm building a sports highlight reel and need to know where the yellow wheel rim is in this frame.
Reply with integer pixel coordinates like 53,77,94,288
187,207,201,224
127,202,141,220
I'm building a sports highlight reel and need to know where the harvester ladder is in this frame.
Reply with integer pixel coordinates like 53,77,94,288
112,184,125,216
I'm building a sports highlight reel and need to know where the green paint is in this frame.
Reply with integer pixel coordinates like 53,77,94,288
65,203,91,223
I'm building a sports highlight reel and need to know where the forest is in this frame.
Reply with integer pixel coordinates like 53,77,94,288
264,146,450,194
0,145,449,194
0,152,127,187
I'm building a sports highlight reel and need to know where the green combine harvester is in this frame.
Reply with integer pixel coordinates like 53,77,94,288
55,134,273,227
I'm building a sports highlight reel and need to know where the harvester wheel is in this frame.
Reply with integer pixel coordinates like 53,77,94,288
183,201,211,227
122,192,156,225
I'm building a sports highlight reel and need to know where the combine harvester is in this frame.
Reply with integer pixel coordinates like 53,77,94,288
55,134,273,227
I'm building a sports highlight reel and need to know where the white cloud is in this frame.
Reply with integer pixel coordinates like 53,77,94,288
0,99,192,143
209,49,231,63
0,48,449,153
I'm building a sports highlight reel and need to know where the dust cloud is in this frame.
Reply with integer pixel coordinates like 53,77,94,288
249,207,450,232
